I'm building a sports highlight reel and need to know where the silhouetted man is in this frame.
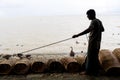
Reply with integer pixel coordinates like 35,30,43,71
72,9,104,75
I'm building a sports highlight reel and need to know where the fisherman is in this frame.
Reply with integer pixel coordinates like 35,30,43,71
72,9,104,75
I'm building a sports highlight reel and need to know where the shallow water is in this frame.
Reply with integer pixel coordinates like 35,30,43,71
0,15,120,54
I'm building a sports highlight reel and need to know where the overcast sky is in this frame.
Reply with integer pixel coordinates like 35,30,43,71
0,0,120,17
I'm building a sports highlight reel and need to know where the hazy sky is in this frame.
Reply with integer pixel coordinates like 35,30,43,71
0,0,120,17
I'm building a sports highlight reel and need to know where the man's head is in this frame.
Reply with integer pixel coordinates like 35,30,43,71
86,9,96,20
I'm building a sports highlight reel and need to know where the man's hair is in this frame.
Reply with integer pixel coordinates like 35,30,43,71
86,9,96,16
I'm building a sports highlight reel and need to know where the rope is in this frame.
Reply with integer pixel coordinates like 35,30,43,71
17,37,73,54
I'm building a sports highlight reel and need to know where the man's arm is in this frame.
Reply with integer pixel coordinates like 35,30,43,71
72,21,95,38
78,28,91,36
72,28,91,38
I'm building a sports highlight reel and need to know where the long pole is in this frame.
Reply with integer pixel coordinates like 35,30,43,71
17,37,73,54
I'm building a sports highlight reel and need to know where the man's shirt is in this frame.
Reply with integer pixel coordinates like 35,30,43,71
89,19,104,42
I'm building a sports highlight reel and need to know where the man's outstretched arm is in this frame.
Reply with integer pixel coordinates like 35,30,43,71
72,27,92,38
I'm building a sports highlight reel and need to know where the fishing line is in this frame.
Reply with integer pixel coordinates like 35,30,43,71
84,34,89,57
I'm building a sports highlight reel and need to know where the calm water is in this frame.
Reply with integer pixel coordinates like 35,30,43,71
0,15,120,54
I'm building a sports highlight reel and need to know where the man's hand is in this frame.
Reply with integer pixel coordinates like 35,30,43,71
72,34,79,38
